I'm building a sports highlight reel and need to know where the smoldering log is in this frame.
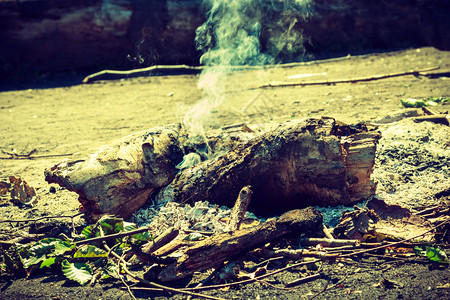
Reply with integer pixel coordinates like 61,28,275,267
156,118,381,215
157,207,323,282
45,124,189,219
45,118,380,219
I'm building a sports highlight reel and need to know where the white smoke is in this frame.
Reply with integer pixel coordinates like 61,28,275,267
183,0,313,148
196,0,313,66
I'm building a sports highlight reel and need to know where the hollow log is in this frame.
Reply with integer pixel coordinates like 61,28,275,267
155,118,381,216
157,207,323,282
45,118,380,219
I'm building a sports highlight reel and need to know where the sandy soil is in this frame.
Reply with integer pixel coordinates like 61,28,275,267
0,47,449,299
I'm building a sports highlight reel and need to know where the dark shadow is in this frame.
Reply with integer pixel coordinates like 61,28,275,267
0,279,13,292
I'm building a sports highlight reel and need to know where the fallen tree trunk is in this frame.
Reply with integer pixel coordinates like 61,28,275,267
45,118,380,219
157,207,322,282
155,118,381,215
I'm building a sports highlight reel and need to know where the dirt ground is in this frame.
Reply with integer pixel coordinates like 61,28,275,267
0,47,449,299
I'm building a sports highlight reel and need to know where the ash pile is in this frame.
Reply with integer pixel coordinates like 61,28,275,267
131,200,262,237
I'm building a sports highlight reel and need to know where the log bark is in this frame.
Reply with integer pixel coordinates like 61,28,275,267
45,123,188,220
157,207,322,282
45,118,380,219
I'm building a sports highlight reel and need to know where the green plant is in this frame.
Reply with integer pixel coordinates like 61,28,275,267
1,216,152,285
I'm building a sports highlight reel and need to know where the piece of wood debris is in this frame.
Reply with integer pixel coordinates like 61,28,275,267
413,114,450,126
157,207,322,282
226,186,253,232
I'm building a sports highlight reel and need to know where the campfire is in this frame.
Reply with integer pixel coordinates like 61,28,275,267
44,118,381,220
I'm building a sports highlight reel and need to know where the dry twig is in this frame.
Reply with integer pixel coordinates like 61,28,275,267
300,238,360,247
413,114,450,126
100,229,226,300
341,219,450,258
0,149,73,160
0,211,85,224
128,259,320,294
284,273,322,288
256,66,440,89
82,55,353,83
74,225,151,246
82,64,202,83
308,271,350,300
180,259,319,291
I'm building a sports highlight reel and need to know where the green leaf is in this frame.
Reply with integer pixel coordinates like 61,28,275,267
20,254,47,269
100,272,111,280
123,221,137,232
28,238,59,256
414,245,449,263
28,238,72,256
40,257,62,269
98,216,124,235
426,247,448,263
82,217,125,239
73,245,108,258
131,231,153,242
101,261,120,280
61,260,93,286
401,98,441,108
122,221,153,242
19,238,74,269
81,225,96,238
53,240,74,256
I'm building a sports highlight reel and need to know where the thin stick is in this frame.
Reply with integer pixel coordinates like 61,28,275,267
300,238,360,247
413,114,450,126
252,256,284,269
422,106,439,116
363,253,430,264
413,205,440,216
82,55,353,83
322,225,334,240
83,64,203,83
285,273,322,288
181,259,320,291
99,227,137,300
128,259,321,294
102,236,226,300
0,153,73,160
0,211,85,224
186,267,221,300
308,271,350,300
341,219,449,258
256,66,440,89
74,225,151,246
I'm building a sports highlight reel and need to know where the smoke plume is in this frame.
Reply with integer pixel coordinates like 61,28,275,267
183,0,313,146
196,0,313,66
